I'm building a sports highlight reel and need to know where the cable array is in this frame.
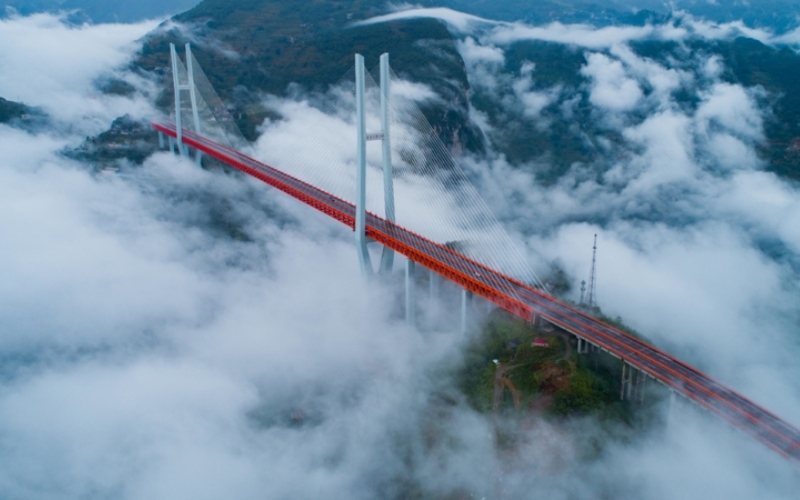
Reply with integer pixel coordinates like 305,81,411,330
175,54,546,293
169,50,248,151
378,65,546,291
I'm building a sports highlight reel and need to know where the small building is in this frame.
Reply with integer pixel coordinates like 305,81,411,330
532,339,549,348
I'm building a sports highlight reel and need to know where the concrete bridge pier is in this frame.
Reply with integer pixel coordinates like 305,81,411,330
577,337,591,354
621,362,633,400
405,259,416,326
428,270,440,325
620,362,648,402
667,389,677,421
460,289,473,336
635,369,647,403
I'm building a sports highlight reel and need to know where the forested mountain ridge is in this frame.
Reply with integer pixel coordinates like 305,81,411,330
1,0,200,23
134,0,484,150
98,0,800,182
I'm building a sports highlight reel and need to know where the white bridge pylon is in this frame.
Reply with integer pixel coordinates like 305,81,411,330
355,53,428,328
354,53,395,277
165,42,202,164
354,53,471,330
160,47,512,333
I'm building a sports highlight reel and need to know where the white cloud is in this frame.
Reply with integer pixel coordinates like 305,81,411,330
354,7,493,33
456,37,505,91
610,44,687,105
457,36,504,65
582,52,643,112
617,110,696,191
488,22,655,49
0,13,159,131
696,82,764,141
509,62,562,120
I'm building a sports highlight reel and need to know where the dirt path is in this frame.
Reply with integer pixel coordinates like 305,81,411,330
492,362,522,414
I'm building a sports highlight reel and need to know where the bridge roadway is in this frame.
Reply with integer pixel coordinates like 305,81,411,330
154,122,800,461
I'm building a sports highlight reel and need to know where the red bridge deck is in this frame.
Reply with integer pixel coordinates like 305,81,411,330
154,122,800,462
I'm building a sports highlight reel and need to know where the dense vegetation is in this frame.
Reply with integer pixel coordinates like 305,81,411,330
0,97,30,123
0,97,47,130
427,0,800,31
65,114,158,167
458,312,634,421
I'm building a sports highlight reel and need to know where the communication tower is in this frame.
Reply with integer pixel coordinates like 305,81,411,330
587,234,598,308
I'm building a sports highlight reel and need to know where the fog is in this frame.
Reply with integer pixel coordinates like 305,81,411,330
0,9,799,499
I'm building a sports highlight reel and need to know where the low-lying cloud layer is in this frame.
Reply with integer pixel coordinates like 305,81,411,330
374,3,800,493
1,9,800,500
437,8,800,423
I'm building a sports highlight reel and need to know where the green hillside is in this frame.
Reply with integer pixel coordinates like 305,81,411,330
0,97,29,123
0,97,47,130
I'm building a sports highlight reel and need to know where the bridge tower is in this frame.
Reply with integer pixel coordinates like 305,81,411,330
166,43,202,164
355,53,412,323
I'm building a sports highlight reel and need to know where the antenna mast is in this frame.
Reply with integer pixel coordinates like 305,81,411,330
587,234,598,308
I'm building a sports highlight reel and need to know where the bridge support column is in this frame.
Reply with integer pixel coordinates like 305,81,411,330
668,389,677,421
354,54,374,276
168,136,175,154
405,259,416,326
460,289,473,336
621,362,633,400
638,371,647,403
158,132,165,149
429,270,440,321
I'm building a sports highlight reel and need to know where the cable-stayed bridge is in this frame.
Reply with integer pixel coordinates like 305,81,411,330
153,44,800,462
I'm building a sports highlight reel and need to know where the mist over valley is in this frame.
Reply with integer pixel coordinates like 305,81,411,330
1,1,800,498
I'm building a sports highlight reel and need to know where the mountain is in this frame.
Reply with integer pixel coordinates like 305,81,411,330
430,0,800,32
423,0,667,26
2,0,200,23
465,34,800,183
0,96,47,130
5,0,799,31
117,0,800,182
134,0,484,150
596,0,800,32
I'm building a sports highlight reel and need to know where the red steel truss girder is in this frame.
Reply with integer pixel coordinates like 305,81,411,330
512,287,800,458
153,123,535,320
153,123,800,461
367,226,533,318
